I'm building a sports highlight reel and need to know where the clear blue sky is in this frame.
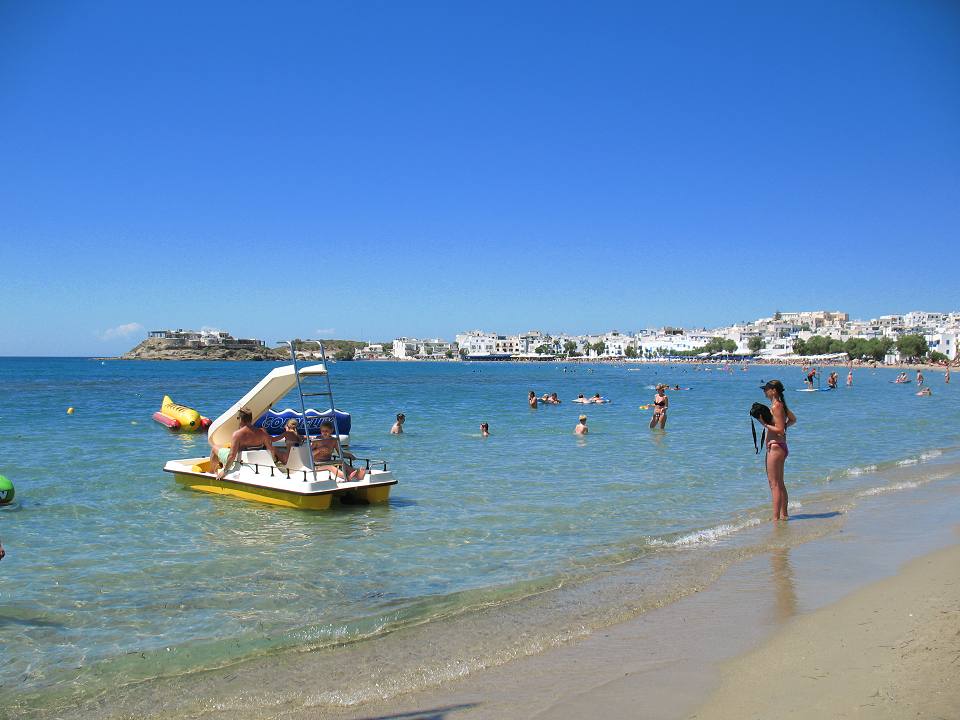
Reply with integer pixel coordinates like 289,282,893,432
2,1,958,355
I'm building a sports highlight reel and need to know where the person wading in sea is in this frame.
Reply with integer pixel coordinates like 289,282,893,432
757,380,797,521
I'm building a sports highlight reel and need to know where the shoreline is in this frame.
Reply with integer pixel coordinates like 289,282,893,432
7,451,959,719
322,460,960,720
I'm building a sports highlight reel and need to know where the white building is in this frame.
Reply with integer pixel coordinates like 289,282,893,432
455,331,500,357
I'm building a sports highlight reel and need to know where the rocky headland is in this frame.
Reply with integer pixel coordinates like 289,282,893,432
120,338,289,361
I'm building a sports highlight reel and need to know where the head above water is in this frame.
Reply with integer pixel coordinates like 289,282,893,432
396,413,405,421
578,414,587,422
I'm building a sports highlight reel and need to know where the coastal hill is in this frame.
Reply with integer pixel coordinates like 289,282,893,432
121,337,289,361
120,336,372,361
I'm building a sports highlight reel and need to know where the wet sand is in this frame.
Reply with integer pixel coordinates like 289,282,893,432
692,543,960,719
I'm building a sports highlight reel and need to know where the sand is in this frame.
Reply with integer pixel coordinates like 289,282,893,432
692,543,960,720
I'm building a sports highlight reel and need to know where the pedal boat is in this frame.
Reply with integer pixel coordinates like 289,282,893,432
163,363,396,510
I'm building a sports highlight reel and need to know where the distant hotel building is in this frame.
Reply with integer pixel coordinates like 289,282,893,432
147,329,265,349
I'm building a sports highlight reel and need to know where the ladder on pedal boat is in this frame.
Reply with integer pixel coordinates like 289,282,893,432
279,340,348,479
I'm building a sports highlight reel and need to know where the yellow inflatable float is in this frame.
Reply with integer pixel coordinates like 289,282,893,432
153,396,211,432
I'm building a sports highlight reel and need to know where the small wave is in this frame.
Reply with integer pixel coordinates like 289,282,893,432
650,518,761,547
895,449,942,467
787,501,802,510
846,464,878,477
857,481,920,497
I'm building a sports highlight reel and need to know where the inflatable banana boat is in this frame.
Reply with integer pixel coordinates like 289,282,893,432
153,395,212,432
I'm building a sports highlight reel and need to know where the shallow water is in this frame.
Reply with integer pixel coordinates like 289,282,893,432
0,358,956,716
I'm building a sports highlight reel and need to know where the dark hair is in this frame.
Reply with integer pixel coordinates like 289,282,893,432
396,413,405,420
237,408,253,424
764,380,789,414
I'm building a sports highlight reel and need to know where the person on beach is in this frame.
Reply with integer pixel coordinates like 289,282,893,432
528,391,538,408
574,414,588,434
209,408,279,479
917,370,924,386
480,422,490,437
650,384,668,429
758,380,797,521
311,421,366,481
391,413,405,434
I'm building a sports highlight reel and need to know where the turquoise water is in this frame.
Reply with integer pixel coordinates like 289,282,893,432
1,358,957,716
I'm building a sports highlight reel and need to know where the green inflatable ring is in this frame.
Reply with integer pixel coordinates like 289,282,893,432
0,475,14,505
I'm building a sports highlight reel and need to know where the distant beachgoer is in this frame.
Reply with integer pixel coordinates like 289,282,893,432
804,367,817,389
574,415,588,435
846,369,853,386
916,370,924,386
916,387,932,397
0,539,5,562
946,366,951,384
209,408,279,479
574,393,587,403
312,421,366,481
391,413,405,434
589,393,604,404
480,422,490,437
650,385,668,429
827,372,838,389
550,392,561,404
528,391,538,409
759,380,797,522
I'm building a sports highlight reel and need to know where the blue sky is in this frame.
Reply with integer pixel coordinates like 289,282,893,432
2,1,958,355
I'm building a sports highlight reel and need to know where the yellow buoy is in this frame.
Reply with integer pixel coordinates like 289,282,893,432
67,407,75,415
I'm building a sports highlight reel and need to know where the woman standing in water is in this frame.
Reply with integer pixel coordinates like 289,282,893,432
758,380,796,521
649,384,668,429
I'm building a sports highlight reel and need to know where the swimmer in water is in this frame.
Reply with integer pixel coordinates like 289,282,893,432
391,413,405,434
574,415,588,435
528,391,538,409
480,422,490,437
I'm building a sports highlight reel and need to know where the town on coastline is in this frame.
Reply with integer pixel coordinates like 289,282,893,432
124,310,958,365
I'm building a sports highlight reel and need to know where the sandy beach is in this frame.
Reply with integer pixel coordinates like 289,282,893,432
692,543,960,719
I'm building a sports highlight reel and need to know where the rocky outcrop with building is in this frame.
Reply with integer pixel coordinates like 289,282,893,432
121,337,288,360
121,329,287,360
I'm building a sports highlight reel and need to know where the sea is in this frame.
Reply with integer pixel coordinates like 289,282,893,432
1,357,958,718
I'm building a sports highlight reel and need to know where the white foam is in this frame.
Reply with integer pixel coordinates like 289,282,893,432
896,458,919,467
920,449,942,461
858,481,921,497
846,464,878,476
650,518,762,548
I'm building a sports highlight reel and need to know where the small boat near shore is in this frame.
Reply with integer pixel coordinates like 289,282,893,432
163,343,396,510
